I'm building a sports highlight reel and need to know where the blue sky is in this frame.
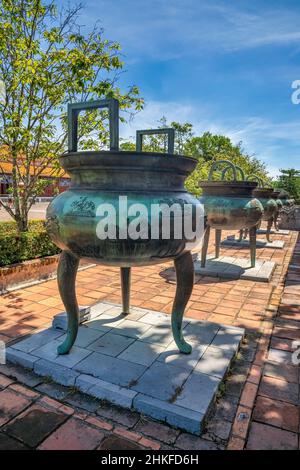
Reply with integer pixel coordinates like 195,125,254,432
59,0,300,177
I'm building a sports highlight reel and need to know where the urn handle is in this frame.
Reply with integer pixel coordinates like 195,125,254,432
67,98,119,152
136,128,175,154
246,174,264,187
208,160,237,181
221,164,245,181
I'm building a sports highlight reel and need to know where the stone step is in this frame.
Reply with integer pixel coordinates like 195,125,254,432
222,236,285,250
6,301,244,436
194,256,276,282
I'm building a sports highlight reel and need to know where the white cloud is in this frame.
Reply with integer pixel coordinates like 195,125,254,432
57,0,300,177
120,100,199,140
229,117,300,143
121,99,237,140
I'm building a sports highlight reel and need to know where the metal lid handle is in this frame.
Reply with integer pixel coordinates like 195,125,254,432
245,174,264,187
68,98,119,152
221,164,245,181
136,128,175,154
208,160,237,181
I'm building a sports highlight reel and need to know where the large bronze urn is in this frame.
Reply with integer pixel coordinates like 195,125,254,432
278,189,295,208
46,99,202,355
247,176,278,241
272,190,283,231
199,161,263,268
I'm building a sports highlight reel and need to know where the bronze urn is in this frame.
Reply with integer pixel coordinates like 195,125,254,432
46,99,202,355
247,176,278,241
199,161,263,268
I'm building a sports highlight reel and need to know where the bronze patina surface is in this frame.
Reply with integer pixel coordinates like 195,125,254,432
272,190,283,230
252,187,277,241
46,99,201,356
279,190,295,208
199,161,263,268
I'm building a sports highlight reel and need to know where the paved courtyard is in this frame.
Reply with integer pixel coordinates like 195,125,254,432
0,226,299,450
6,301,244,435
0,202,48,222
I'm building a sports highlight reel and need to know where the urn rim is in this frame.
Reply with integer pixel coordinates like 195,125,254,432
199,180,258,197
61,150,197,163
252,188,275,199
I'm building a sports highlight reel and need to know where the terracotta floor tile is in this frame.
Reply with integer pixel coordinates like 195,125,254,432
0,389,31,426
246,422,298,450
253,395,299,433
258,375,298,405
38,298,62,307
37,418,105,450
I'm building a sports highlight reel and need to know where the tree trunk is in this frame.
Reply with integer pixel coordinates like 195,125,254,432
16,214,28,232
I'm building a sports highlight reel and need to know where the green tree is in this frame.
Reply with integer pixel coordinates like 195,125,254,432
121,117,193,154
0,0,143,231
185,133,270,195
274,169,300,200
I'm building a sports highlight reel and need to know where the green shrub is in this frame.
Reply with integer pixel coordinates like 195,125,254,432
0,220,60,267
0,219,46,236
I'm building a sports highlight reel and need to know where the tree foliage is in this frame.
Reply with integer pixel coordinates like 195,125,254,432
184,132,269,195
0,0,143,231
274,168,300,201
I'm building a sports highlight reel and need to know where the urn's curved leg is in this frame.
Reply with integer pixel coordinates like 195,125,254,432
238,230,243,242
120,267,131,315
244,229,249,240
201,226,210,267
171,251,194,354
274,213,279,231
266,218,273,242
57,250,80,355
215,229,222,258
249,226,256,268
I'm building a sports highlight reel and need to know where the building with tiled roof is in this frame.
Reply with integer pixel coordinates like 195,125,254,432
0,147,70,197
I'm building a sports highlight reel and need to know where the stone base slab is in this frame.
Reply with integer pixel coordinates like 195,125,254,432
222,236,285,249
52,306,91,330
257,229,289,235
194,255,276,282
6,301,244,435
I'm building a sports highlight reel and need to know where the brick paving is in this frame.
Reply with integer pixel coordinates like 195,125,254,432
0,226,299,450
